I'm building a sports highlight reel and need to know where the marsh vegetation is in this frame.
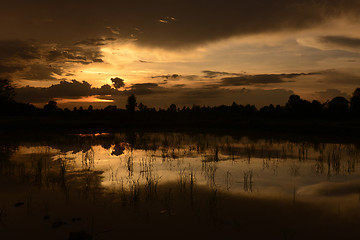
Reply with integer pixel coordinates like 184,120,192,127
1,132,360,239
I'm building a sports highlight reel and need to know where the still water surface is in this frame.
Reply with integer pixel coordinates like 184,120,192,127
11,133,360,197
1,132,360,239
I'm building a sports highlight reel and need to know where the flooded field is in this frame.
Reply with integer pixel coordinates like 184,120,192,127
1,132,360,239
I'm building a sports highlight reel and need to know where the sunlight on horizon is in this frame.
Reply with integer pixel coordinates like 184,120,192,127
56,96,114,104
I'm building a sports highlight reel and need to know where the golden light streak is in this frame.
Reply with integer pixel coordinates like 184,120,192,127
56,96,114,104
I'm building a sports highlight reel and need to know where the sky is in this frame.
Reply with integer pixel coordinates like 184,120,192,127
1,0,360,109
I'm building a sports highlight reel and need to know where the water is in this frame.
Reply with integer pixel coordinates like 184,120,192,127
1,132,360,239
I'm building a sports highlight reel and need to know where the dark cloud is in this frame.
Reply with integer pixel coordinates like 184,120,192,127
46,50,86,62
47,80,92,97
131,83,159,88
92,58,103,63
0,40,39,60
65,60,91,65
0,65,24,74
111,77,125,89
151,74,197,81
139,60,152,63
15,80,92,102
14,76,293,108
0,40,39,77
20,64,64,80
2,1,360,48
15,79,165,104
15,79,119,103
46,47,104,64
219,73,316,86
202,70,241,78
133,0,360,48
46,50,63,62
128,83,165,95
319,36,360,49
12,69,359,108
0,39,104,80
173,84,186,88
93,84,119,96
153,71,319,86
152,74,181,80
74,38,116,46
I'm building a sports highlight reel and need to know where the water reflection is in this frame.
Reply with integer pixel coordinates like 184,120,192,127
1,132,360,239
4,133,360,198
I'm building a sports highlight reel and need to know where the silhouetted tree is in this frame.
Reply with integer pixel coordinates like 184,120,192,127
350,88,360,114
169,104,177,112
44,100,58,113
328,96,349,114
353,88,360,98
104,105,117,111
88,105,93,111
310,100,323,115
138,102,148,112
286,95,302,111
0,79,15,103
244,104,257,114
285,94,314,116
192,105,201,112
126,94,137,112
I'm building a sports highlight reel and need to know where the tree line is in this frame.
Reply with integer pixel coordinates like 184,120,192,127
2,78,360,119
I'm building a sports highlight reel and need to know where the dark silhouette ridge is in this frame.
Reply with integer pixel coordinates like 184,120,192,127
2,79,360,135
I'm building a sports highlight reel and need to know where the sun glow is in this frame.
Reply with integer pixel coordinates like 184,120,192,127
56,96,114,104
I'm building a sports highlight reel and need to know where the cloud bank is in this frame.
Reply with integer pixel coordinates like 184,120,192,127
0,39,105,81
2,0,360,49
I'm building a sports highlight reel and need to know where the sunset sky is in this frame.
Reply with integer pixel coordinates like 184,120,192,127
1,0,360,109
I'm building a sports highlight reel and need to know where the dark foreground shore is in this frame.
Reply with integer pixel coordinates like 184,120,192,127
1,180,359,240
